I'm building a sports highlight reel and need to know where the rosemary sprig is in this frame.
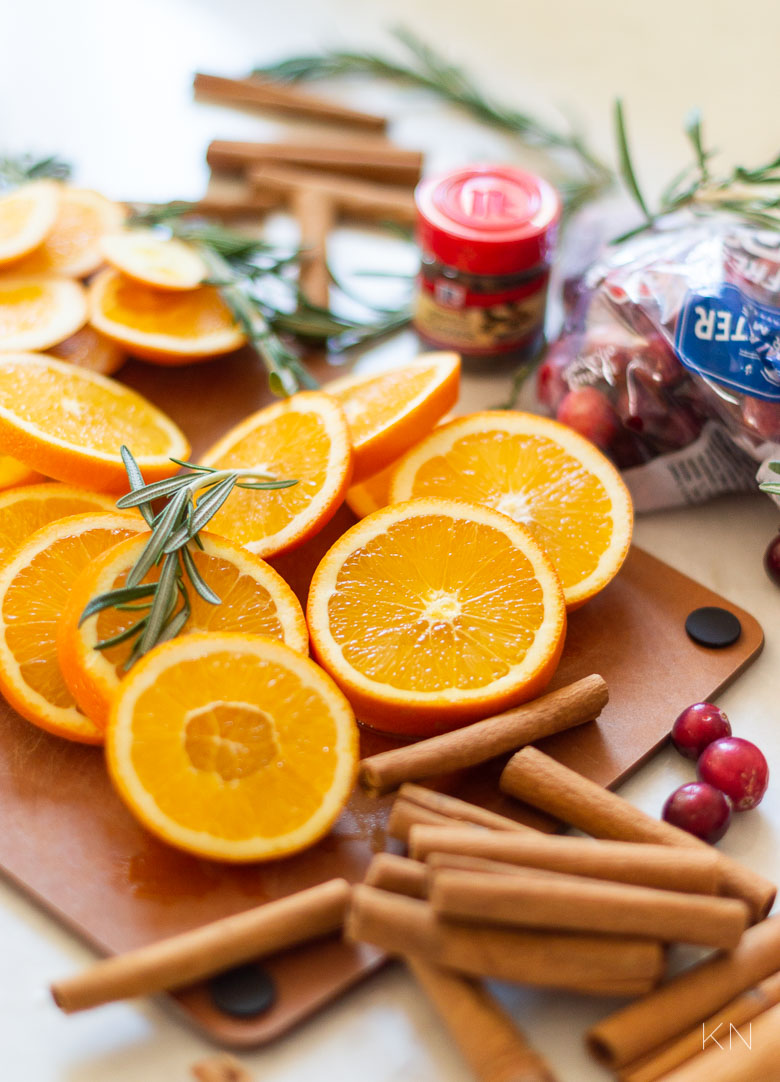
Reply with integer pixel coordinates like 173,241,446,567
81,447,298,667
130,203,412,397
0,152,72,192
254,27,613,214
613,103,780,242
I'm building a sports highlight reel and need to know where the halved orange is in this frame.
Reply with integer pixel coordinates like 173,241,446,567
10,188,125,278
390,412,634,610
0,457,43,493
201,391,353,557
307,498,566,735
0,274,87,351
0,511,146,743
101,229,208,291
0,353,190,491
106,632,359,862
58,531,309,729
0,180,60,266
0,482,115,565
48,324,126,375
89,268,245,364
323,353,460,483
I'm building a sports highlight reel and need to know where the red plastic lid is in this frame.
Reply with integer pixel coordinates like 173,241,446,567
415,165,561,276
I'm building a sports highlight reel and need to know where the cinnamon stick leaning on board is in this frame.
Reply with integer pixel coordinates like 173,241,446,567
194,73,387,132
292,187,333,307
346,885,665,996
409,825,724,894
429,866,749,949
207,139,423,186
51,878,351,1013
360,674,608,795
586,912,780,1069
500,746,776,921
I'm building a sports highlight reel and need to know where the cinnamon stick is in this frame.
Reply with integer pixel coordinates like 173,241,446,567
640,999,780,1082
430,867,749,949
409,826,723,894
346,885,665,995
500,747,776,921
586,913,780,1069
621,970,780,1082
292,187,333,307
360,674,608,795
365,852,428,899
387,787,538,844
207,140,422,186
192,1055,253,1082
407,958,559,1082
51,878,351,1013
193,73,387,132
249,163,417,225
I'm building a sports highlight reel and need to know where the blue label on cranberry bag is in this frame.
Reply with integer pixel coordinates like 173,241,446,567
675,283,780,401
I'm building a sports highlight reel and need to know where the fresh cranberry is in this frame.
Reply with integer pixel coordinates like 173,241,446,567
662,782,732,843
556,387,619,451
536,341,573,412
698,737,769,811
634,334,684,387
671,702,732,760
766,530,780,587
742,397,780,441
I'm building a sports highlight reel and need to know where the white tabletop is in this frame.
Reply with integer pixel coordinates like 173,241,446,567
2,2,780,1079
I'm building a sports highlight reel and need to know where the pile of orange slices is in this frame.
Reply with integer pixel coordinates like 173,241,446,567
0,185,635,866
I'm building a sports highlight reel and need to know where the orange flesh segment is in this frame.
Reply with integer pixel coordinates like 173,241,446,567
327,512,546,692
126,649,343,839
406,430,614,593
0,355,181,456
0,484,114,564
335,365,444,445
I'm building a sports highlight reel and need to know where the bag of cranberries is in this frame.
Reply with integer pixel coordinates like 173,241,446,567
538,215,780,510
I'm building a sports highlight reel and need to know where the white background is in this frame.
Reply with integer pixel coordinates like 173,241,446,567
1,2,780,1080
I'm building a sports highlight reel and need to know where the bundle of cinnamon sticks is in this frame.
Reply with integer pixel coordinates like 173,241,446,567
192,69,425,307
49,674,779,1082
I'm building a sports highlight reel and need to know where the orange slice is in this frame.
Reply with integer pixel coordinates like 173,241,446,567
88,268,246,364
11,188,125,278
0,457,43,492
106,632,359,862
0,353,190,491
0,180,60,266
0,482,115,565
0,274,87,351
0,511,146,743
307,498,566,736
390,412,634,610
58,531,309,729
101,229,208,291
48,324,126,375
345,457,396,519
201,391,353,557
323,353,460,483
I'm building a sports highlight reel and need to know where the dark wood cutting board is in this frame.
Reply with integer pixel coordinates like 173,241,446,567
0,348,764,1046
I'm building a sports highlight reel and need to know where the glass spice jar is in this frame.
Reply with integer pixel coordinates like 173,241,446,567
413,165,561,361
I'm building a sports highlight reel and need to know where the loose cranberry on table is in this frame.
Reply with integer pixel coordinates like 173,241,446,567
698,737,769,811
671,702,732,760
662,782,732,843
556,387,619,451
765,530,780,587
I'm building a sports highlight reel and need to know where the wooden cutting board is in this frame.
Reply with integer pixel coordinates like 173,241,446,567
0,348,764,1046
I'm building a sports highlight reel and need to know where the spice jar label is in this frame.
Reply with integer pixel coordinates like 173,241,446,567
415,285,546,353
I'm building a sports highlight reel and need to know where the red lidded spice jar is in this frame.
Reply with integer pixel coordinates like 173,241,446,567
414,165,561,359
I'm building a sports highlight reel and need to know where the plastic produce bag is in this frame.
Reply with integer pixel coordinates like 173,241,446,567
537,215,780,510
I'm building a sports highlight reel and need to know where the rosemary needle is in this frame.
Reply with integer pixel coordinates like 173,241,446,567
81,446,298,666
